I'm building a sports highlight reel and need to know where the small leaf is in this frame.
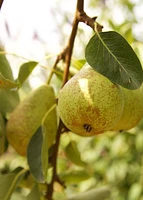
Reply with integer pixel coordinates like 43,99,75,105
42,104,57,149
85,31,143,90
71,59,86,70
65,141,86,167
42,104,57,179
27,127,45,183
0,73,19,89
17,61,38,85
26,184,41,200
60,170,90,183
0,48,14,81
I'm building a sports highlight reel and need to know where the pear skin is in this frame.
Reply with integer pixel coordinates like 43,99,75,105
6,85,55,156
111,86,143,131
58,65,124,136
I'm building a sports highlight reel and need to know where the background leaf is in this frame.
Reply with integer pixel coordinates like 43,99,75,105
0,173,16,200
0,169,27,200
26,184,41,200
68,186,111,200
60,170,90,183
17,61,38,85
27,127,45,183
85,31,143,89
65,141,86,167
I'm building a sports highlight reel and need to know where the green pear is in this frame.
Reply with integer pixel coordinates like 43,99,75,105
111,86,143,131
6,85,55,156
58,65,124,136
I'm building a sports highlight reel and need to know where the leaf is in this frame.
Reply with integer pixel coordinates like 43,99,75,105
0,112,6,155
68,186,111,200
42,104,57,149
0,48,19,116
26,184,41,200
0,173,16,200
0,89,19,117
85,31,143,90
27,127,45,183
71,59,86,70
128,183,142,200
42,104,57,179
0,169,27,200
17,61,38,85
0,73,19,89
0,48,14,81
60,170,90,183
65,141,86,167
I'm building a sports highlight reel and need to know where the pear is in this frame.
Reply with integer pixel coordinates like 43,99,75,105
58,65,124,136
6,85,55,156
111,86,143,131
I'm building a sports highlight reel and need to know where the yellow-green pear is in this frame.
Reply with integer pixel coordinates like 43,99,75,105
111,86,143,131
6,85,55,156
58,64,124,136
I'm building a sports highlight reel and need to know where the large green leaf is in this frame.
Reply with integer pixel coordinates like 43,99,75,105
85,31,143,90
27,127,45,183
17,61,38,85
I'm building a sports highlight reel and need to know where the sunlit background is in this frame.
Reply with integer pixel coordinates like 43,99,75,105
0,1,143,200
0,0,143,88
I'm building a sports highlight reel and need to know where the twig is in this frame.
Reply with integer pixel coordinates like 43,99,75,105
0,0,4,10
47,49,66,84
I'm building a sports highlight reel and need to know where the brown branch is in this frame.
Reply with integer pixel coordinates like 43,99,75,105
0,0,4,10
47,49,67,84
62,2,79,86
77,0,84,13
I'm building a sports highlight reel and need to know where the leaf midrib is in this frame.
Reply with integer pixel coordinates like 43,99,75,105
96,32,137,86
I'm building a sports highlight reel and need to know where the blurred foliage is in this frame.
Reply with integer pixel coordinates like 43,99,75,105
0,0,143,200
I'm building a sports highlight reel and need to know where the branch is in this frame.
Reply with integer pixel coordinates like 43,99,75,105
0,0,4,10
45,0,104,199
